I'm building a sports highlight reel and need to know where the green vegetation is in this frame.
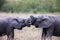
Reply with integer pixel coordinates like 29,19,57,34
0,0,6,10
0,0,60,13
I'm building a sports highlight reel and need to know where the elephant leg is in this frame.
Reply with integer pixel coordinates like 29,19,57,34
7,29,14,40
7,31,14,40
11,30,14,40
41,33,46,40
41,29,47,40
46,33,52,40
47,36,52,40
46,28,53,40
46,24,54,40
7,35,11,40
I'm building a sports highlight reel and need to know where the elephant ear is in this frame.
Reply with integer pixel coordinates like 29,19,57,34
13,18,19,23
30,15,37,21
7,17,19,23
36,16,55,28
30,15,37,25
30,15,35,20
36,16,48,22
23,19,26,23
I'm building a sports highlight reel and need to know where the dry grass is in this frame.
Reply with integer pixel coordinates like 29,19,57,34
0,12,60,40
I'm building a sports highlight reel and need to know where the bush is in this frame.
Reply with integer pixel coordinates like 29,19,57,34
0,0,6,10
1,0,60,13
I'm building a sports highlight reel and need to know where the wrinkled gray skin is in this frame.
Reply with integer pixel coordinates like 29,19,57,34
25,15,60,40
0,17,26,40
25,16,38,27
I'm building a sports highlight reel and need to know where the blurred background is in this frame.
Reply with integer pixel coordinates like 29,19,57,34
0,0,60,13
0,0,60,40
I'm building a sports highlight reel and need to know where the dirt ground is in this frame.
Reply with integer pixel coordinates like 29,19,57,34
0,12,60,40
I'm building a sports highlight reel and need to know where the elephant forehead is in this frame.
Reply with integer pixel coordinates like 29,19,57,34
16,17,24,21
26,18,32,22
19,19,23,21
28,18,32,20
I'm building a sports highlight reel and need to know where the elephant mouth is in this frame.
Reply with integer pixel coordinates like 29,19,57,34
35,25,39,28
25,23,31,27
26,24,30,27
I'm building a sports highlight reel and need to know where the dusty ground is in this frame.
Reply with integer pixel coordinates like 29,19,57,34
0,12,60,40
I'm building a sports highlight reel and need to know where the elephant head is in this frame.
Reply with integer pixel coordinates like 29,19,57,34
34,16,55,28
7,17,26,30
25,15,55,28
25,15,37,27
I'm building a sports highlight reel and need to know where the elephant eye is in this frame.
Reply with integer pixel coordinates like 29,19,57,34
27,20,32,24
28,21,31,23
29,21,32,23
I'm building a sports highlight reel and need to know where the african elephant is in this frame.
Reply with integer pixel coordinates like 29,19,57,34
25,15,60,40
0,17,26,40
